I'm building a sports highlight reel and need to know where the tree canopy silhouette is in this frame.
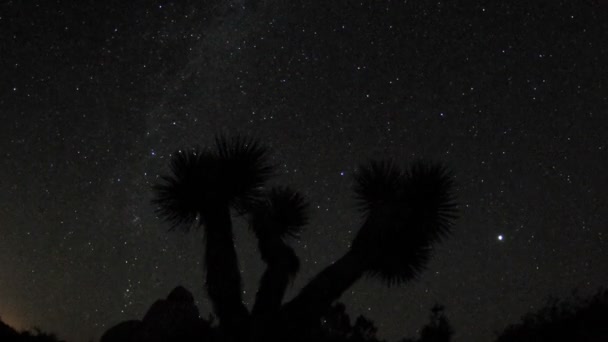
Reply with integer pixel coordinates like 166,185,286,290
399,305,453,342
496,288,608,342
152,135,458,342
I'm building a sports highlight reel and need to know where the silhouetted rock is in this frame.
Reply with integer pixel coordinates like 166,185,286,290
0,318,19,341
101,321,143,342
166,285,194,302
101,286,211,342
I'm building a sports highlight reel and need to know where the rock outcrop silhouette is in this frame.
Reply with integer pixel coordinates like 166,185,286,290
0,319,20,341
101,286,211,342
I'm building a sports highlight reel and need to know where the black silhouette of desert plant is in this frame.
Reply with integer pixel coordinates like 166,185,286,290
250,186,308,317
281,160,456,332
314,302,382,342
153,135,273,337
418,305,453,342
153,136,457,341
400,305,453,342
496,288,608,342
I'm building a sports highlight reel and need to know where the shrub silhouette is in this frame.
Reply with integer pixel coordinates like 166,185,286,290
153,135,457,342
314,302,383,342
0,318,65,342
400,305,453,342
496,288,608,342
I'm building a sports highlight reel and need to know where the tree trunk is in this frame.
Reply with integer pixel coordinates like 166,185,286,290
252,238,299,317
280,249,366,337
203,205,249,337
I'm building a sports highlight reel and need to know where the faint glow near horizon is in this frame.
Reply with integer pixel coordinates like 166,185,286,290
0,312,23,330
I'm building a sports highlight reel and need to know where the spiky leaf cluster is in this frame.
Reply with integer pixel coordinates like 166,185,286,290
215,135,275,214
152,136,273,230
152,148,216,230
351,160,457,285
250,187,310,240
353,160,403,214
404,161,457,242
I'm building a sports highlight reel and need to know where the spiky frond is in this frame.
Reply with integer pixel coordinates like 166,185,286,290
152,148,218,231
351,160,457,285
362,224,433,286
250,187,309,240
404,161,457,242
353,160,404,215
152,136,275,230
215,135,275,213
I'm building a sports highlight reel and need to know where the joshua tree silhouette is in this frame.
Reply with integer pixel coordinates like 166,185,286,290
153,135,457,342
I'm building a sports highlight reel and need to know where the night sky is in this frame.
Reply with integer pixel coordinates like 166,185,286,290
1,1,607,341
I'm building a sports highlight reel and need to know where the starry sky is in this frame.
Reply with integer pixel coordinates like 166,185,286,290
1,1,607,341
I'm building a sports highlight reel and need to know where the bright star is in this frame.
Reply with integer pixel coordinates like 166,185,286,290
498,235,504,241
